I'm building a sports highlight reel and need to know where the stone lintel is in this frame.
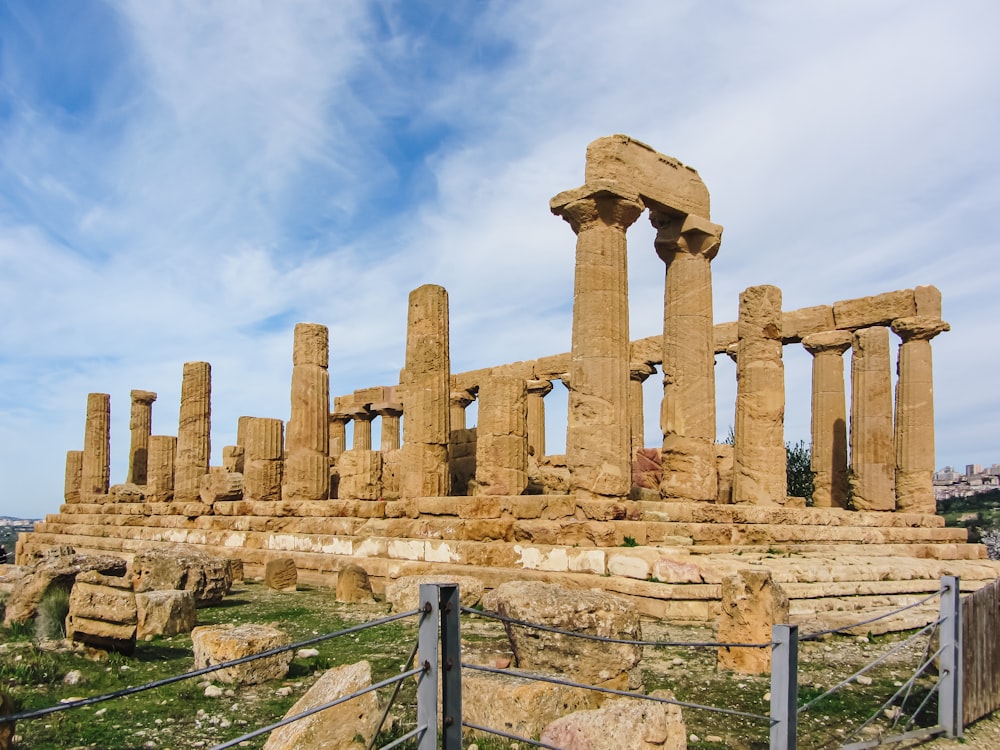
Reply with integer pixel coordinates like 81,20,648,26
781,306,836,343
834,290,915,330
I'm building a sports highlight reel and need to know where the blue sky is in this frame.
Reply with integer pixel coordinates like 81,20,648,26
1,1,998,519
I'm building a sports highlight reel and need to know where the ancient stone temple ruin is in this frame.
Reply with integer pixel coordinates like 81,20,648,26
18,135,1000,630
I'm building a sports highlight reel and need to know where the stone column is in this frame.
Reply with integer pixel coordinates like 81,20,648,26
474,375,528,496
401,284,451,498
802,331,852,509
244,417,284,502
653,212,724,502
64,450,83,504
732,285,786,505
850,327,895,510
525,379,553,459
81,392,111,498
236,416,252,449
284,323,330,502
329,404,349,463
450,390,475,431
550,182,643,497
146,435,177,502
891,316,949,514
373,401,403,453
175,361,211,503
628,363,654,456
127,390,157,485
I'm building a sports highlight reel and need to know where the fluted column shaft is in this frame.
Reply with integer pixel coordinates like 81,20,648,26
891,316,949,514
81,392,111,498
373,404,403,453
350,410,374,451
244,417,284,502
175,361,211,502
64,450,83,504
328,413,348,462
551,183,643,497
850,327,895,510
803,331,852,508
147,435,177,501
526,379,553,459
474,375,528,496
653,213,723,502
450,390,475,432
127,390,157,485
284,323,330,501
629,364,654,455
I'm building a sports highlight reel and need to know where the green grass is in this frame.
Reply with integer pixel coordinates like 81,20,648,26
939,488,1000,542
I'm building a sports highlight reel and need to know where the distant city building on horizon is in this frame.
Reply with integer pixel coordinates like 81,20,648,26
934,463,1000,501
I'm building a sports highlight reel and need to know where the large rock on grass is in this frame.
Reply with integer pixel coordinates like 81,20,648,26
385,575,483,612
136,589,197,638
132,547,232,606
66,570,137,655
540,690,686,749
336,564,374,603
191,624,292,684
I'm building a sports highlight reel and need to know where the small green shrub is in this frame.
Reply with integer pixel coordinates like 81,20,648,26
622,536,638,547
34,586,70,642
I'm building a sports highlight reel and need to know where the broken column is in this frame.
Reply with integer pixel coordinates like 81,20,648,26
244,417,284,502
526,379,553,459
850,327,895,510
717,569,789,674
891,316,949,514
733,285,786,505
146,435,177,502
127,390,157,485
628,363,654,456
81,392,111,498
802,331,852,508
551,183,643,497
64,450,83,503
474,375,528,495
174,361,211,503
654,213,724,502
283,323,330,502
401,284,451,498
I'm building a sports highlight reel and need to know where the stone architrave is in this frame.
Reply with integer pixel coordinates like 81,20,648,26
525,379,552,459
654,212,724,503
850,327,895,511
891,316,949,514
802,331,852,508
81,392,111,498
733,286,786,505
127,390,157,485
474,375,528,496
244,417,284,502
717,569,789,675
175,361,211,503
628,363,654,456
372,400,403,453
146,435,177,501
450,389,475,432
401,284,452,499
551,182,644,498
64,450,83,504
284,323,330,502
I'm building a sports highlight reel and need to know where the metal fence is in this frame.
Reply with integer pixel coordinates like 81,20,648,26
963,576,1000,726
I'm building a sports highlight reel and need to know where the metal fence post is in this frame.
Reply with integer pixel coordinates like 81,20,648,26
770,624,798,750
439,584,462,750
417,584,439,750
939,575,963,738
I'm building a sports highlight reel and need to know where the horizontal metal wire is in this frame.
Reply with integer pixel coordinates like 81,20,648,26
840,674,944,748
208,665,425,750
797,619,939,714
462,606,771,649
462,721,564,749
367,637,420,750
4,607,423,723
376,724,427,750
799,588,944,641
464,662,773,723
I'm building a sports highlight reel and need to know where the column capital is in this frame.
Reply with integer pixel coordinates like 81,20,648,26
130,389,158,404
526,379,554,397
550,180,644,235
802,330,853,356
371,401,403,418
651,211,723,262
342,405,374,421
629,362,656,382
450,389,476,410
329,411,350,424
890,316,950,342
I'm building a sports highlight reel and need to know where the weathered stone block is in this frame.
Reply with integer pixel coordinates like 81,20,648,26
136,589,197,638
265,558,297,592
191,623,292,684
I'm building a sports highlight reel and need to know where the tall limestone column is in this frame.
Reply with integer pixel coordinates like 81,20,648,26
526,379,553,459
401,284,451,498
551,182,643,497
802,331,852,508
733,286,786,505
629,363,654,456
850,327,895,510
284,323,330,501
244,417,284,502
652,213,723,502
891,316,949,514
146,435,177,502
175,361,211,503
474,375,528,495
127,390,157,485
64,450,83,503
81,393,111,498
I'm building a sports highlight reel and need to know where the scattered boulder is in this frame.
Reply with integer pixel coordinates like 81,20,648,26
385,575,483,613
540,690,686,749
3,547,127,627
264,558,297,592
262,661,380,750
109,483,145,503
482,581,642,687
132,547,233,607
136,589,197,638
335,564,374,603
66,570,137,655
191,624,292,685
717,568,789,675
199,468,244,504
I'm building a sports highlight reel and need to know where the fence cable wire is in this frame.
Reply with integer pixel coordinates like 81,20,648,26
797,618,941,715
461,721,564,749
891,623,939,733
464,662,773,723
365,636,420,750
462,606,771,649
3,608,422,724
207,665,425,750
838,671,944,750
799,588,944,641
375,724,427,750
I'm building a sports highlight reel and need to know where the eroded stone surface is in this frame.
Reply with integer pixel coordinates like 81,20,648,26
136,589,197,639
191,623,292,684
540,689,686,750
66,570,137,654
717,568,788,674
132,547,232,606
